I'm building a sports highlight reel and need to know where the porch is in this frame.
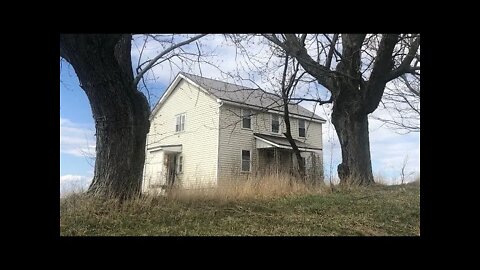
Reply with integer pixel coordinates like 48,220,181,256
254,133,323,178
143,144,183,193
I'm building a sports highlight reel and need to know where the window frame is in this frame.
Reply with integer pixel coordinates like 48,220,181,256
175,113,186,133
241,108,252,130
271,113,280,134
240,149,252,173
298,119,306,138
177,155,183,174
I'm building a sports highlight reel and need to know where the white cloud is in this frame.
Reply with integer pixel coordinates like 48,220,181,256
60,118,96,157
60,174,93,197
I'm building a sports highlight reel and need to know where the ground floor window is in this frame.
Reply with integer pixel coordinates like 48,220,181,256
300,156,306,168
177,155,183,173
241,150,251,172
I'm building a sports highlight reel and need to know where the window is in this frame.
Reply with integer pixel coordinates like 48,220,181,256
242,109,251,129
241,150,251,172
300,157,306,168
176,113,186,132
177,155,183,173
298,119,306,138
271,114,280,133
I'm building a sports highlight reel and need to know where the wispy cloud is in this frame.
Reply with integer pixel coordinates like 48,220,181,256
60,174,93,197
60,118,96,157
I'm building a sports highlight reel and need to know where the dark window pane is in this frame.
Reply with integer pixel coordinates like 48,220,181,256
299,128,305,137
243,117,251,129
272,114,279,133
242,110,251,129
241,150,250,171
272,123,279,133
298,119,305,128
299,119,306,137
242,160,250,171
242,150,250,160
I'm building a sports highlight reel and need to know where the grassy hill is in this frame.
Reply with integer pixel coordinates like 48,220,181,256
60,182,420,236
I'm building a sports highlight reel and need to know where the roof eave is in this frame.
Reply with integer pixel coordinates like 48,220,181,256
253,134,322,152
219,99,326,123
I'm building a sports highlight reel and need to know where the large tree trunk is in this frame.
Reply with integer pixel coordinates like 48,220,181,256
332,103,374,185
60,34,150,200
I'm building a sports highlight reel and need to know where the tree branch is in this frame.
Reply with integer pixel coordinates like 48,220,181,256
263,34,284,48
300,33,307,45
325,34,339,69
387,36,420,81
288,97,333,105
400,74,420,97
263,34,335,91
133,34,207,87
364,34,400,114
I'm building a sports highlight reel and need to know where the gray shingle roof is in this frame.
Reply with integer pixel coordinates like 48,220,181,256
254,133,322,150
181,72,325,121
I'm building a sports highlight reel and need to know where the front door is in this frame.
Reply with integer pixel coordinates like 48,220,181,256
166,153,177,187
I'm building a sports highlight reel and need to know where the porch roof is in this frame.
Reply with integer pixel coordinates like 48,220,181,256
253,133,322,152
147,144,182,153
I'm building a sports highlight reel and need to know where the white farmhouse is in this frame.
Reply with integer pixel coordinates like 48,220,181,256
142,72,326,193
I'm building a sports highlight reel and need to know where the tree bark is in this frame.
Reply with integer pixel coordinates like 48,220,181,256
329,34,374,185
60,34,150,200
331,99,374,185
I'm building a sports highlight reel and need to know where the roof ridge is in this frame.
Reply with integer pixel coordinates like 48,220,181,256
181,72,257,90
179,72,325,122
181,71,283,99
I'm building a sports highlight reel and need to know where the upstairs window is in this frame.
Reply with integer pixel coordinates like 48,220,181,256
241,150,251,172
176,113,185,132
242,109,251,129
271,114,280,134
298,119,306,138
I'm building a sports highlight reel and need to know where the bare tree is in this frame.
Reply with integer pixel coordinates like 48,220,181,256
372,73,420,133
399,155,415,185
279,54,306,180
262,34,420,185
60,34,206,200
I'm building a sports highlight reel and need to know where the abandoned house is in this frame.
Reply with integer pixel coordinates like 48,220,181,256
142,72,325,193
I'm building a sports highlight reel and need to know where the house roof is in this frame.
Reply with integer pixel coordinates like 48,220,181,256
180,72,326,122
253,133,322,151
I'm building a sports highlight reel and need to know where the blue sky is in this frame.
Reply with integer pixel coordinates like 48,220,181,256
60,34,420,195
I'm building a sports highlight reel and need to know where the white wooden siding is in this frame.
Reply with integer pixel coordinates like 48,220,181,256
217,103,323,185
144,79,219,190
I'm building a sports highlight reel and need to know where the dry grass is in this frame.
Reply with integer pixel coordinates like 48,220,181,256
60,175,420,236
166,173,327,202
